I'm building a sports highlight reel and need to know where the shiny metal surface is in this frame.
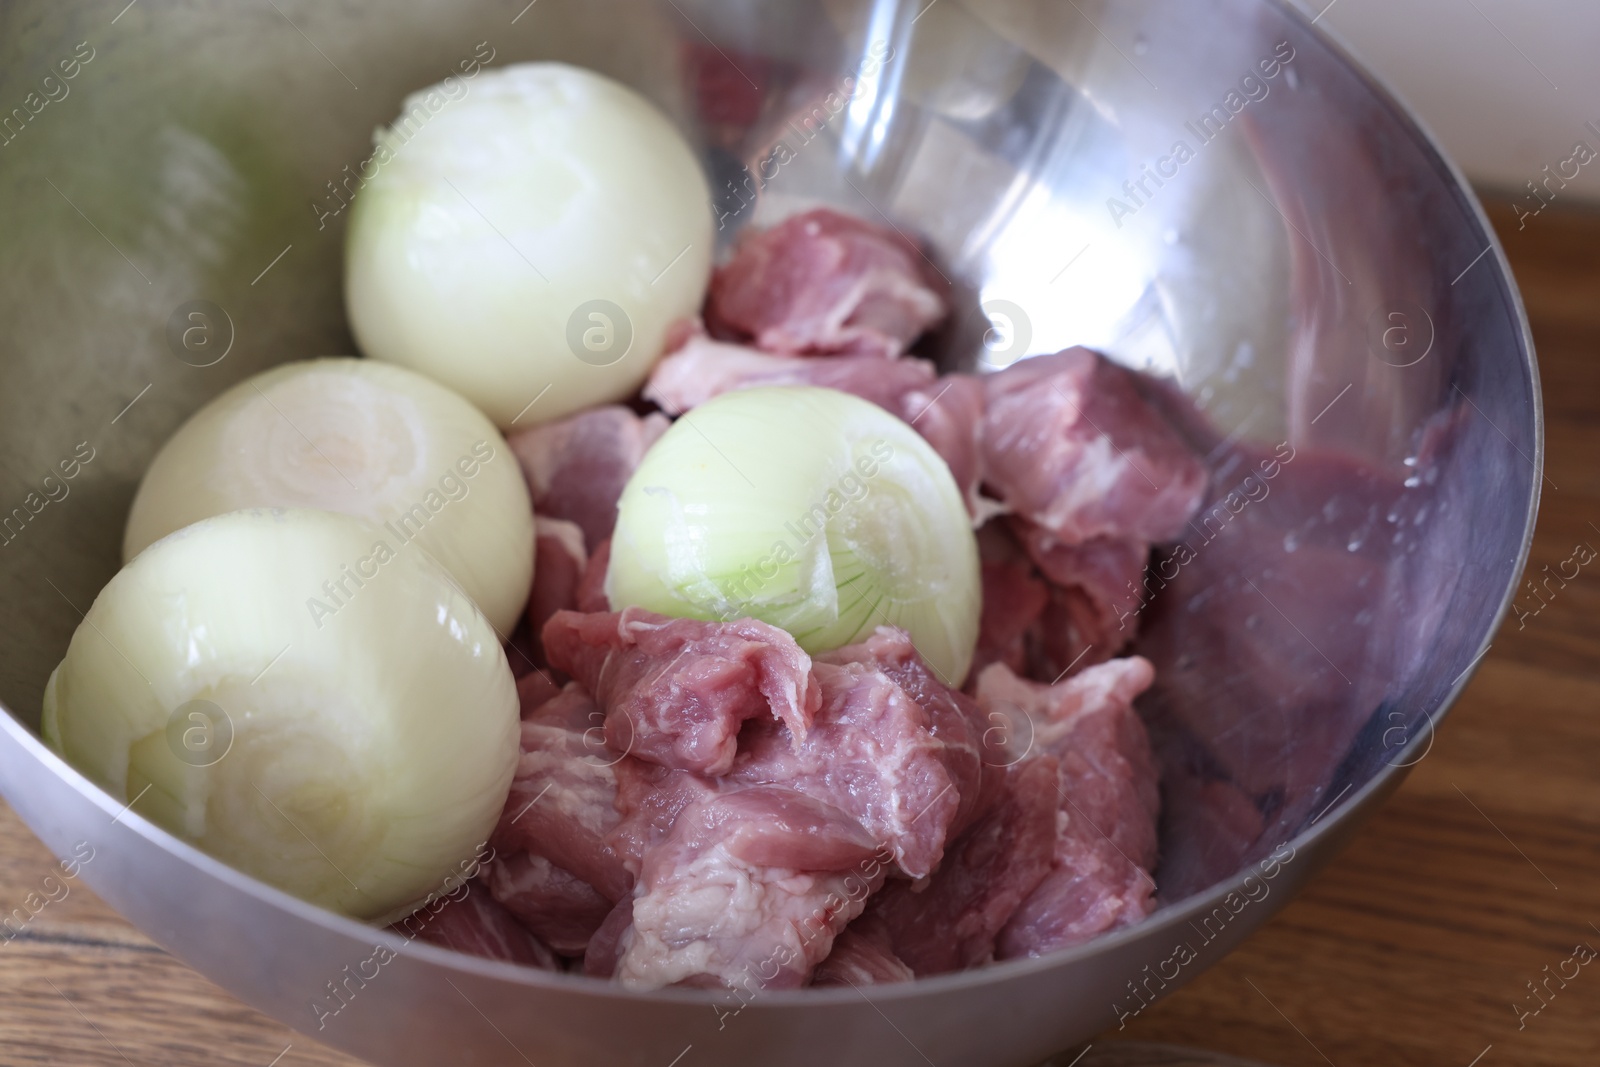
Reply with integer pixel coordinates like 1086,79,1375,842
0,1,1540,1065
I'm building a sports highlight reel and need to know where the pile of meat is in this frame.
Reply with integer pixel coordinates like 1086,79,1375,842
396,208,1209,990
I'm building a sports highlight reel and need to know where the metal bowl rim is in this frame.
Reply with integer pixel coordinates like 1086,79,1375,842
0,0,1544,1009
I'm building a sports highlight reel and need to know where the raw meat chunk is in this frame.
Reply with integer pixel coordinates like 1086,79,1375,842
508,405,669,550
975,557,1047,677
898,373,990,520
733,657,958,879
644,329,937,415
391,885,559,970
817,627,987,837
543,608,820,777
575,538,611,614
975,659,1162,957
981,349,1207,545
1016,524,1149,617
607,626,970,990
1013,522,1150,678
608,761,720,873
997,833,1158,959
486,852,614,956
583,897,634,978
707,208,947,358
514,666,561,718
972,523,1049,679
971,519,1149,684
489,684,631,908
528,516,588,648
615,786,889,990
811,914,914,986
861,756,1060,975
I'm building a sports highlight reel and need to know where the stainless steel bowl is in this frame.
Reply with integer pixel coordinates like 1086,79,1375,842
0,1,1540,1064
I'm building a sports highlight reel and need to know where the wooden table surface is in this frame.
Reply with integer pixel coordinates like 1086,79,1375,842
1,200,1595,1067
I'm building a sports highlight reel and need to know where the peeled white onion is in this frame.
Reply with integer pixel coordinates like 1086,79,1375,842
123,358,534,634
344,62,714,429
42,508,519,922
607,387,981,684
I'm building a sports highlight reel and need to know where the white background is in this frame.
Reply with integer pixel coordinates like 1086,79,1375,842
1299,0,1600,203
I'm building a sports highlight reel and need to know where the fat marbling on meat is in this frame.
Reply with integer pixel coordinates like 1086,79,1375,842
484,682,631,956
817,626,987,836
644,327,938,416
707,207,948,358
615,785,889,989
982,348,1207,545
595,624,979,991
542,607,820,778
731,657,957,880
822,652,1162,980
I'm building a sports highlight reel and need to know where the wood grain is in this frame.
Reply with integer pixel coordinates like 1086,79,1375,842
1076,1046,1279,1067
0,792,363,1067
0,200,1594,1067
